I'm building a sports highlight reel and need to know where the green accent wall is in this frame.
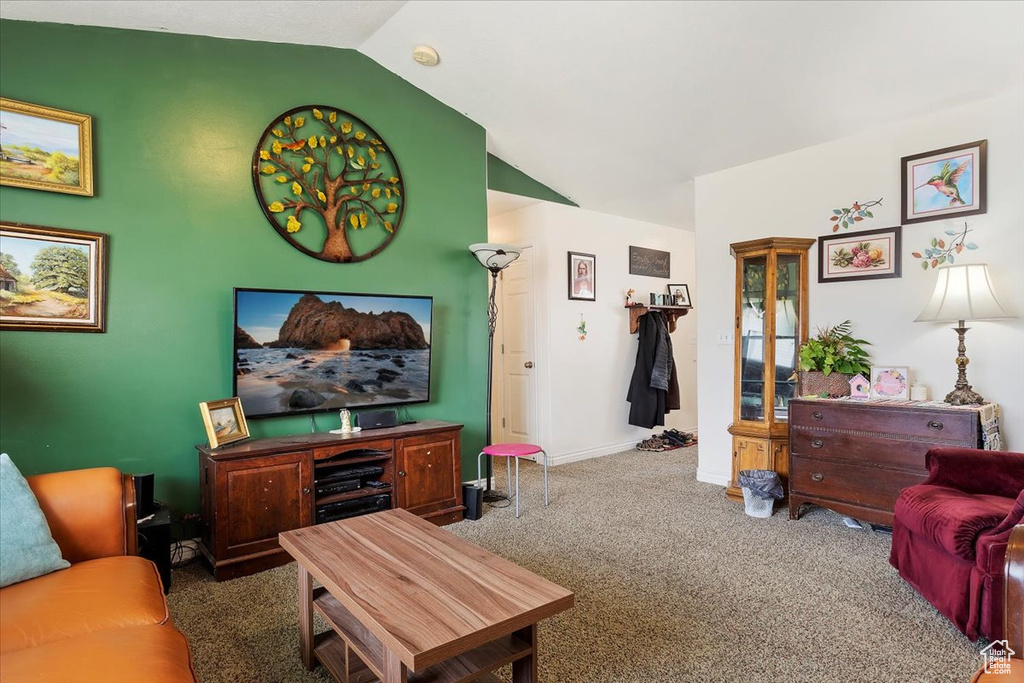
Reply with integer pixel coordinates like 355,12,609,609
0,20,489,516
487,153,576,206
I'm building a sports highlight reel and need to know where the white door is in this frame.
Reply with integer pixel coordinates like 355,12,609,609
498,247,539,450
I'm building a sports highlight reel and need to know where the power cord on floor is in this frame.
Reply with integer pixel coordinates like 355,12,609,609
170,540,199,568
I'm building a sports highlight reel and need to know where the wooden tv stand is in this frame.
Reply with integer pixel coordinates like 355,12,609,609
196,420,465,580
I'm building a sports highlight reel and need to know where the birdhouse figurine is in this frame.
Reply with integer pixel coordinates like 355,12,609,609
849,373,870,399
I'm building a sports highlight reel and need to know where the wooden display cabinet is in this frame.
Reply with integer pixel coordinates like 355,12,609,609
726,237,814,501
197,420,464,580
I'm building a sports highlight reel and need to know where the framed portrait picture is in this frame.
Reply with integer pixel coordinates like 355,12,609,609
666,283,691,307
818,226,902,283
568,251,596,301
870,367,909,400
0,222,107,332
901,140,986,225
199,397,251,449
0,98,94,196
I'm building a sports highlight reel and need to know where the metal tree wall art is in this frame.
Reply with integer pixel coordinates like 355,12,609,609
252,106,404,263
828,197,882,231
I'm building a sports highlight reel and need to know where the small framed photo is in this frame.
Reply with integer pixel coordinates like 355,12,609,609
0,222,107,332
199,397,250,449
667,284,691,307
1,98,94,196
901,140,986,225
870,367,909,400
818,226,902,283
568,251,596,301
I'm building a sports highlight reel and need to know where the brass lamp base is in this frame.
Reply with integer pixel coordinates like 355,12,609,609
945,321,985,406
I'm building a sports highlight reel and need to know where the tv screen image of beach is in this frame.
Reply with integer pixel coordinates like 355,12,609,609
233,288,432,418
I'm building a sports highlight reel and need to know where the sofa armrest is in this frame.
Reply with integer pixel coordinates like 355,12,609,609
26,468,137,564
924,448,1024,498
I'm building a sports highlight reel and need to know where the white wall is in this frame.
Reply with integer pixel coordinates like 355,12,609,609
489,201,697,464
694,88,1024,485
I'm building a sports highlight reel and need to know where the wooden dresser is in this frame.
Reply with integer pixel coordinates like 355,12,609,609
788,399,981,526
196,420,464,580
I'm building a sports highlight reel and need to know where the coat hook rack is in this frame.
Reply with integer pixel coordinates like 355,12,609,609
626,304,691,334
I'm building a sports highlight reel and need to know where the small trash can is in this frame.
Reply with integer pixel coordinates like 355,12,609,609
738,469,784,518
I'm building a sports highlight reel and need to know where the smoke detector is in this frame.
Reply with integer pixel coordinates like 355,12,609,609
412,45,439,67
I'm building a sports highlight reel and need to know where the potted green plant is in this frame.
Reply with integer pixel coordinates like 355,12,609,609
798,320,872,397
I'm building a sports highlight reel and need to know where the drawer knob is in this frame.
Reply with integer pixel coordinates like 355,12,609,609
398,471,406,477
811,439,824,449
927,420,944,431
810,472,824,482
811,411,823,421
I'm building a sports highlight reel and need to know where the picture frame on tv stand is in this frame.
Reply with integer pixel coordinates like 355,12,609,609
233,287,433,419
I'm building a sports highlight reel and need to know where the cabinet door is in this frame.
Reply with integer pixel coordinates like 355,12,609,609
732,437,769,487
216,450,312,559
395,433,459,517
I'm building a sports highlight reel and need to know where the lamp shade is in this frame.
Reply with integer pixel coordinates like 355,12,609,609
915,263,1011,323
469,243,521,271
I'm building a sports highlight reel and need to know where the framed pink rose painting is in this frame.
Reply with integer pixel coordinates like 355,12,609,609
818,226,902,283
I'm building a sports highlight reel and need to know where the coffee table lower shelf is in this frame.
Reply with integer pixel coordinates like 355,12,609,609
312,587,531,683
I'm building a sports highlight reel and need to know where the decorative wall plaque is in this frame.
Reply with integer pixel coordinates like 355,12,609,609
629,246,670,278
252,106,405,263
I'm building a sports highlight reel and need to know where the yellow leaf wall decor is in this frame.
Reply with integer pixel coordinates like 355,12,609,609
253,106,405,263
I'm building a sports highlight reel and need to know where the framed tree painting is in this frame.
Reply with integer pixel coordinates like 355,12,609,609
901,140,986,225
0,222,107,332
0,98,94,196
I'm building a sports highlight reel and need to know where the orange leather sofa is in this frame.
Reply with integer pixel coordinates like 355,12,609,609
0,467,196,682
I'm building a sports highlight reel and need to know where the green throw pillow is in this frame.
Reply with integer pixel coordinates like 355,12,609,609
0,453,70,587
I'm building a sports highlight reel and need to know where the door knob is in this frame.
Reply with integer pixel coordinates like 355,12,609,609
524,361,534,368
302,487,311,494
398,471,406,477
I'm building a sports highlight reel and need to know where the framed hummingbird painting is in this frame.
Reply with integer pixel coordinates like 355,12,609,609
901,140,986,225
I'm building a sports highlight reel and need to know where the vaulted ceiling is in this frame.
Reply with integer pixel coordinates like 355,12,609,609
3,1,1022,228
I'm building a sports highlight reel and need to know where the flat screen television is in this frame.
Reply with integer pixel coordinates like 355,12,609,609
233,287,432,418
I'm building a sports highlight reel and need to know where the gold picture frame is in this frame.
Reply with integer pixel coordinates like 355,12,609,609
1,97,94,196
199,397,251,449
0,222,108,332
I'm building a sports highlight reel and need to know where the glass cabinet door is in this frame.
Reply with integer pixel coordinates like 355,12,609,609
774,254,801,422
739,256,767,422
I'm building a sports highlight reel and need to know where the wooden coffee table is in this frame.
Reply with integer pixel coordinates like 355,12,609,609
278,509,574,682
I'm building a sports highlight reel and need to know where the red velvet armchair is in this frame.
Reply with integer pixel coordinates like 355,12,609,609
890,447,1024,641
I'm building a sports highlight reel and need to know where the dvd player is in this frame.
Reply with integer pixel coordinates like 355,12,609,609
315,494,390,524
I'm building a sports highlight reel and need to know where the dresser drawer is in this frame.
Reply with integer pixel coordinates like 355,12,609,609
790,402,976,444
790,431,932,470
789,456,927,511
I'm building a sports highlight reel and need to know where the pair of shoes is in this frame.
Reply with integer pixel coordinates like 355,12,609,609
637,435,667,452
663,429,695,447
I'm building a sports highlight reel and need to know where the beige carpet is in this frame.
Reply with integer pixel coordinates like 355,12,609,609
169,446,984,682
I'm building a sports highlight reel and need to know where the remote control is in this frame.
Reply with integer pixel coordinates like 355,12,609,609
366,480,388,489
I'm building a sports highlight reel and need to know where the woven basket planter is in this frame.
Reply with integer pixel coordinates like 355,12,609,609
798,371,852,398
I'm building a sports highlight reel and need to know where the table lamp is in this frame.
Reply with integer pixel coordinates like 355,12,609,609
914,263,1012,405
469,243,522,500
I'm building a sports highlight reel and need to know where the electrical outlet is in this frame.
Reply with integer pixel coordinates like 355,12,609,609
717,331,735,345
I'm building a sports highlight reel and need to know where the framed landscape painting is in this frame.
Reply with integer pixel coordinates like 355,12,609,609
818,226,902,283
0,98,94,196
199,397,250,449
0,223,107,332
901,140,985,225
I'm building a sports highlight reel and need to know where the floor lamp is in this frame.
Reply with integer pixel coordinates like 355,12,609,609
914,263,1012,405
469,242,522,501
